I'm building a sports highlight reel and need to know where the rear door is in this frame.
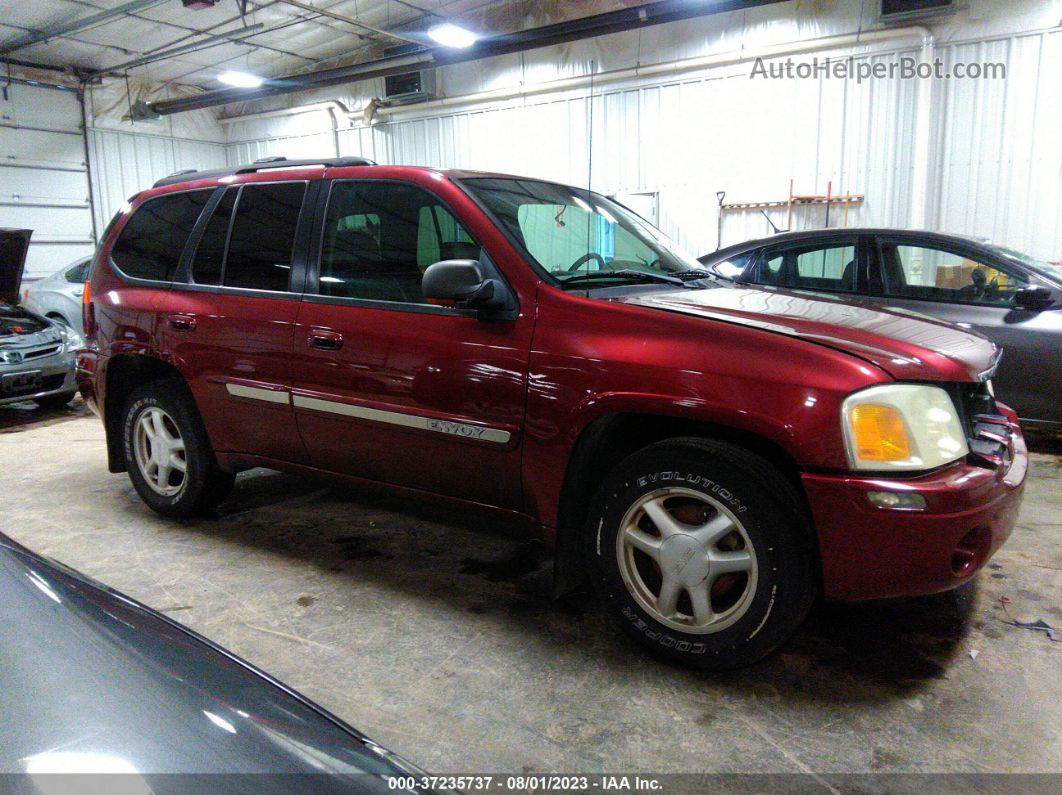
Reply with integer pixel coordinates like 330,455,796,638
866,236,1060,425
158,180,316,464
290,178,532,509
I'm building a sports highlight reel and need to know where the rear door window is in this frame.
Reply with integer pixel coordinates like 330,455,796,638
754,240,858,293
223,182,307,292
111,190,213,281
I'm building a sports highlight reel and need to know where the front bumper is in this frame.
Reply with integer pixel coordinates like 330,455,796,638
0,351,76,407
805,409,1027,601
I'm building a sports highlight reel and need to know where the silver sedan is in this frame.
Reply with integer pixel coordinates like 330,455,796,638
22,255,91,332
0,303,81,409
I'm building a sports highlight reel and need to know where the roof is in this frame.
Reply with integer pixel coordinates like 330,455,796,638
701,228,991,263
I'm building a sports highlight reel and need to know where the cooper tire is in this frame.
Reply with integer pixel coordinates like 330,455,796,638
122,379,234,518
584,438,816,670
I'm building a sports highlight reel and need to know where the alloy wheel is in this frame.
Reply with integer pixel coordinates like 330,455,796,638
133,406,187,497
616,487,758,634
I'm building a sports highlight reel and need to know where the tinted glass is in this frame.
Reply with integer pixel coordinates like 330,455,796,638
756,242,857,292
223,183,306,292
191,188,237,285
111,190,212,281
319,182,478,303
64,259,91,283
880,243,1028,305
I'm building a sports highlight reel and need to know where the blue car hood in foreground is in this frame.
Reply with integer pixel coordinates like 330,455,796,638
0,534,431,792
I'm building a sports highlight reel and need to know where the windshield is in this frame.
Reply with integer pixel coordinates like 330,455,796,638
987,244,1062,284
462,178,704,286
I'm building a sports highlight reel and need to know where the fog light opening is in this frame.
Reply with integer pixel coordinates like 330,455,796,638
951,526,991,577
866,490,927,511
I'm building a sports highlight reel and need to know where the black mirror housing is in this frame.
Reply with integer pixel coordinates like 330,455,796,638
422,259,516,319
1014,286,1054,311
422,259,484,301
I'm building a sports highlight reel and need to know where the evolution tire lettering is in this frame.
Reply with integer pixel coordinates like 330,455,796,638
635,472,747,512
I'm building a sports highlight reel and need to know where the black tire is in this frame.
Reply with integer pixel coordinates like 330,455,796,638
35,391,77,410
584,437,817,670
121,378,235,518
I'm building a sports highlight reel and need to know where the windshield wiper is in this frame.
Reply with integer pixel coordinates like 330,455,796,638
674,268,717,281
559,269,689,288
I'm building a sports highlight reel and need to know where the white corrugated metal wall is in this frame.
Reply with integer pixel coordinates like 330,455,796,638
0,82,94,280
87,128,227,236
223,28,1061,262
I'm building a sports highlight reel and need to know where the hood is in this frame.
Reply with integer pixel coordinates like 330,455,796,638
0,533,426,786
0,302,51,339
0,229,31,305
616,286,999,383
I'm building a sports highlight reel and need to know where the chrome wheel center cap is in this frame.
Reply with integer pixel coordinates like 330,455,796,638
660,534,710,587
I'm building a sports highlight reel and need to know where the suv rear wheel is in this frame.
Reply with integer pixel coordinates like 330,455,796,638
585,438,816,670
122,379,234,517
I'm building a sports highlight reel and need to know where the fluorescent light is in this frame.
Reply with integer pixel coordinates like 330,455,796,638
428,23,478,48
218,70,263,88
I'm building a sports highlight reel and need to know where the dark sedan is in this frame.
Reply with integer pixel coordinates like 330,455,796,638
0,532,436,792
699,229,1061,429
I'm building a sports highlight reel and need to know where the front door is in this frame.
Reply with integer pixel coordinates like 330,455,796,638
291,179,532,509
867,236,1060,425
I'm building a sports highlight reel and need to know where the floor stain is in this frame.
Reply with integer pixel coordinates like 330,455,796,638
296,595,316,607
461,541,545,582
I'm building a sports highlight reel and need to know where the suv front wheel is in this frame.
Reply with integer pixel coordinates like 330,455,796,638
122,379,234,517
585,438,816,670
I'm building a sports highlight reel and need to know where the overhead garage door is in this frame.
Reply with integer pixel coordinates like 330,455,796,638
0,82,95,283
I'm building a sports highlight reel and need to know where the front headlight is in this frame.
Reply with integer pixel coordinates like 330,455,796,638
57,324,84,351
841,384,968,471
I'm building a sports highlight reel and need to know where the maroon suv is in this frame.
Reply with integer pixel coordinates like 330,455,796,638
78,157,1027,669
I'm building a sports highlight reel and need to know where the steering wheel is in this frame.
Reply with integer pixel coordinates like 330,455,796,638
567,252,607,272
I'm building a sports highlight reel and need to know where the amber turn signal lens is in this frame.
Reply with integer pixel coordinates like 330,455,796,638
849,404,911,462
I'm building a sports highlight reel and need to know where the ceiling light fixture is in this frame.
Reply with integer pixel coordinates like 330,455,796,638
218,70,264,88
427,23,478,48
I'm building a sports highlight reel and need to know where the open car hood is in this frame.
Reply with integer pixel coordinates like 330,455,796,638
616,285,1000,383
0,229,31,306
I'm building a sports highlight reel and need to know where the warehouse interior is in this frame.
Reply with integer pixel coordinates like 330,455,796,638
1,0,1060,787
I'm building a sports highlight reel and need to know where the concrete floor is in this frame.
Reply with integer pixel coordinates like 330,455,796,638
1,399,1060,779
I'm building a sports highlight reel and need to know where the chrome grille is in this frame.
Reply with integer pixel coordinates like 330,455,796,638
23,345,62,360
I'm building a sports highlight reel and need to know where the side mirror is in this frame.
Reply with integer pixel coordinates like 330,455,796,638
422,259,512,317
1013,286,1054,311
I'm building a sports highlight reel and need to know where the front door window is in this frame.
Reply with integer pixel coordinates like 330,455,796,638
879,242,1028,306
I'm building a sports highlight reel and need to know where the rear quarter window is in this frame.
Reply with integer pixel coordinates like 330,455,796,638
110,190,213,281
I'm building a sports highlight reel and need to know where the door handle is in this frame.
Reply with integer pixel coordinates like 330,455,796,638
168,314,197,332
309,329,343,350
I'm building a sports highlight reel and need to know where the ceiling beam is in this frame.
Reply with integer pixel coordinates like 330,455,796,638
275,0,422,46
142,0,787,117
0,0,168,56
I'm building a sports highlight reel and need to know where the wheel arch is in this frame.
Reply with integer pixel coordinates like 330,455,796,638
102,353,188,473
551,411,820,598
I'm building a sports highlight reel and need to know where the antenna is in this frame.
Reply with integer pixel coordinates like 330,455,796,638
584,59,595,296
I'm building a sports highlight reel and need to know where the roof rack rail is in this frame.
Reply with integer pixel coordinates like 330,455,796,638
152,156,376,188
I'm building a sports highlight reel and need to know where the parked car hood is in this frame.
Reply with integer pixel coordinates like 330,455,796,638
0,534,428,790
0,228,31,305
0,302,51,339
615,285,999,382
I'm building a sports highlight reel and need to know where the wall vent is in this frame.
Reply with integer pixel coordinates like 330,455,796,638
880,0,954,19
383,70,436,103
